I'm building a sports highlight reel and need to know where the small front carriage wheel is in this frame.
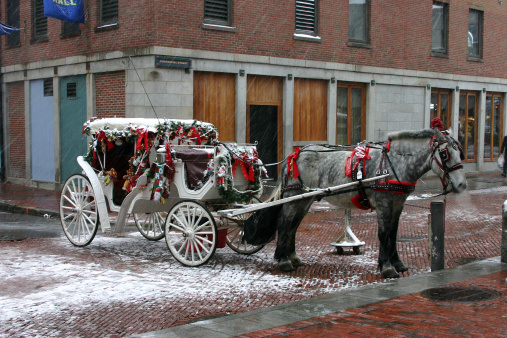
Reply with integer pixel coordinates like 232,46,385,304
133,212,167,241
226,196,265,255
60,174,99,247
165,200,217,267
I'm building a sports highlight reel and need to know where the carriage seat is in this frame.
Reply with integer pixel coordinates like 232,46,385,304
172,148,214,190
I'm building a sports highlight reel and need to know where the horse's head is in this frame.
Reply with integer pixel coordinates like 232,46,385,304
430,128,467,193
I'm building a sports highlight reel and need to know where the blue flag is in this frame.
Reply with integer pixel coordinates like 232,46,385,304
44,0,85,24
0,21,20,35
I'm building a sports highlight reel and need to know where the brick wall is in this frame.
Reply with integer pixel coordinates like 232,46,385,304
95,71,126,118
7,82,25,179
0,1,506,79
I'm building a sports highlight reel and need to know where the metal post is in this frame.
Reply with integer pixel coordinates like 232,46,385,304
429,201,445,271
502,200,507,264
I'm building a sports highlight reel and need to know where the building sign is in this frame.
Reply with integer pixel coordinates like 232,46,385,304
155,56,192,69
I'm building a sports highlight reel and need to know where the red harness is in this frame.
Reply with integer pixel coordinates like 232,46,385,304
345,141,417,210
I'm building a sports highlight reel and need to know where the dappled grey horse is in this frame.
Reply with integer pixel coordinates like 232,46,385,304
245,129,467,278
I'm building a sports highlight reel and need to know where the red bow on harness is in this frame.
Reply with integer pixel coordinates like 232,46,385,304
287,147,301,179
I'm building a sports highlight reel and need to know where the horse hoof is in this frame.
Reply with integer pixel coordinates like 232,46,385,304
290,257,303,267
279,261,295,272
382,267,400,279
393,262,408,272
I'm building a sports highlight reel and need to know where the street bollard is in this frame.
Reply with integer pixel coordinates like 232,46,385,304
502,201,507,264
429,200,445,271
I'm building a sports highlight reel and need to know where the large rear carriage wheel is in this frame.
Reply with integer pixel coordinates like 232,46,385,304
165,200,217,267
60,174,98,247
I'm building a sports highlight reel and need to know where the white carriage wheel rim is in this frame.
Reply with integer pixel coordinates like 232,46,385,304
165,201,217,267
134,212,166,240
60,174,98,246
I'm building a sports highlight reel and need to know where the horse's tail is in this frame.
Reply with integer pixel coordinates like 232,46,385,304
243,172,285,246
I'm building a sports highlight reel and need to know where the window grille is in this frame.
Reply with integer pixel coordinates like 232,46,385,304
295,0,317,35
101,0,119,26
204,0,231,26
44,79,53,97
33,0,47,39
7,0,20,46
67,83,77,98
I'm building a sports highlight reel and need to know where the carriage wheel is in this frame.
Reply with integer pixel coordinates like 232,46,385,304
133,212,167,241
165,200,217,267
60,174,99,247
226,197,265,255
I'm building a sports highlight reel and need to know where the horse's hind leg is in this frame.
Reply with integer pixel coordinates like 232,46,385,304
274,199,312,271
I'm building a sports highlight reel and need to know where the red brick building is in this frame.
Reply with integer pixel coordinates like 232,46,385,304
1,0,506,187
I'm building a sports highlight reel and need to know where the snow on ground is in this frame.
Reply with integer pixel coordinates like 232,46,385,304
0,231,364,331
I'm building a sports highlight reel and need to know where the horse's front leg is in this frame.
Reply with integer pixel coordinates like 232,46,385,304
375,194,400,278
389,207,408,273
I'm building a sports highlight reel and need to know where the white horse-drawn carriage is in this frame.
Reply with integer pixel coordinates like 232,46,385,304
60,117,389,268
60,117,266,266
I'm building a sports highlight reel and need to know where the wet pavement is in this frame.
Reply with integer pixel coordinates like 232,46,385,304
0,171,506,337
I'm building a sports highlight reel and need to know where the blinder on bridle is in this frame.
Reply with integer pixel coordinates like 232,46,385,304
431,134,464,190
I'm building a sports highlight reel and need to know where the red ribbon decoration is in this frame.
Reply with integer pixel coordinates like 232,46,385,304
135,128,150,152
287,147,301,179
188,126,202,145
96,130,114,151
232,152,257,181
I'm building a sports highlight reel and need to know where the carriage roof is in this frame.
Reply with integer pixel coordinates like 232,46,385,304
83,117,216,135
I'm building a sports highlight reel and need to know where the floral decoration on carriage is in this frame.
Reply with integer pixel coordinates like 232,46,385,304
81,117,266,205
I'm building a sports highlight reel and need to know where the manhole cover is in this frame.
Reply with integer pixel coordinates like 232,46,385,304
420,286,501,302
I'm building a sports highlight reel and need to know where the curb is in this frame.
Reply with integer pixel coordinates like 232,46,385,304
0,201,59,218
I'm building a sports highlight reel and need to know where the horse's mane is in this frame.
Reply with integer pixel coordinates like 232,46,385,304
387,129,436,142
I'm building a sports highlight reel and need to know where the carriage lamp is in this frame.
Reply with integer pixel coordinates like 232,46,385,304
483,88,486,93
427,84,431,90
239,69,245,76
370,80,375,86
288,74,293,80
331,77,336,83
456,86,460,91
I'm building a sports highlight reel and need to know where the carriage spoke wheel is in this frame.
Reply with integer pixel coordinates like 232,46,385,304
165,200,217,267
225,197,264,255
133,212,167,241
60,174,98,247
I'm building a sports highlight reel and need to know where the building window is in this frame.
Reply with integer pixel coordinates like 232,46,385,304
295,0,318,36
62,22,80,37
432,2,448,54
337,83,366,145
468,9,483,59
430,89,452,129
484,93,504,161
7,0,20,46
43,79,53,97
100,0,118,26
458,91,478,162
349,0,369,44
33,0,47,41
204,0,232,26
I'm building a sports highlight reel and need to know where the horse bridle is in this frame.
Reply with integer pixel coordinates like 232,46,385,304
430,135,465,191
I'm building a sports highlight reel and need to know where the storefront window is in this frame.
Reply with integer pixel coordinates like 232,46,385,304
337,83,365,145
430,89,452,129
458,92,478,162
484,94,504,160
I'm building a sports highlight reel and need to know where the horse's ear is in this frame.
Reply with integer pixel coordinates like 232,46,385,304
435,129,446,142
447,128,453,137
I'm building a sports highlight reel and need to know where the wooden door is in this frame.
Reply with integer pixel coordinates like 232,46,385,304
193,72,236,141
293,78,327,142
